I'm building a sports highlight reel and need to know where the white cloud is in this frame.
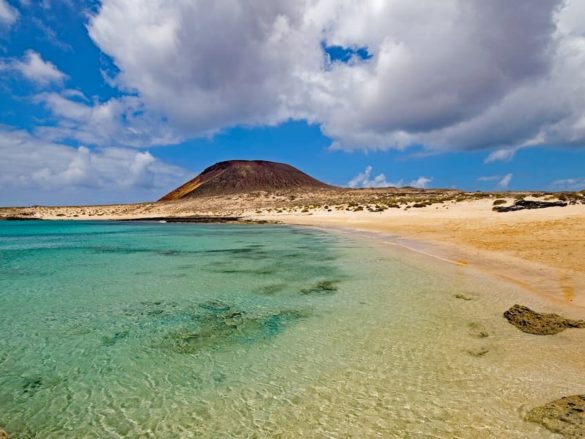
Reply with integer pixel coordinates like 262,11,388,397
35,92,180,147
0,0,18,28
347,165,431,189
0,127,191,205
409,176,432,189
347,165,392,188
497,173,513,189
78,0,585,154
550,177,585,191
88,1,314,139
11,51,66,85
484,147,518,163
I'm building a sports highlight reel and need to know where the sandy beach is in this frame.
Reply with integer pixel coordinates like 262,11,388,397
253,199,585,311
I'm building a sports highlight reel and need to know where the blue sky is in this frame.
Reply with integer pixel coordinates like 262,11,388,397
1,0,585,206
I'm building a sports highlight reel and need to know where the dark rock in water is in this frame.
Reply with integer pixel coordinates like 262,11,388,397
526,395,585,438
300,280,338,295
493,199,567,212
503,304,585,335
454,293,473,301
0,427,9,439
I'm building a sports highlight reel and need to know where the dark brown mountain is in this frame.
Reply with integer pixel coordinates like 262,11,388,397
159,160,331,201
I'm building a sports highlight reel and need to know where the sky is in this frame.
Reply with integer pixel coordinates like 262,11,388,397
1,0,585,206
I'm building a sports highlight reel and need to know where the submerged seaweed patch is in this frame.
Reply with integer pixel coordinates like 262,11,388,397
158,306,310,354
255,283,287,295
205,265,277,276
120,299,311,354
102,330,129,347
198,300,231,313
22,376,43,397
299,280,339,295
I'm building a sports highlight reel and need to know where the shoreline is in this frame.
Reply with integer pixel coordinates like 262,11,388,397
2,196,584,313
249,204,585,313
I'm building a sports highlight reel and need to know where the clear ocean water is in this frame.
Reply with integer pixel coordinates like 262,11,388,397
0,221,582,438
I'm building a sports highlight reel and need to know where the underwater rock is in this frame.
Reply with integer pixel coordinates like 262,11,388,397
468,322,489,338
503,304,585,335
526,395,585,438
300,280,338,295
454,293,473,301
0,427,9,439
466,347,489,357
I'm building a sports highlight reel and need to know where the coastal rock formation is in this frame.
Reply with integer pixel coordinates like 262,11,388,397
160,160,330,200
493,199,567,212
503,304,585,335
526,395,585,438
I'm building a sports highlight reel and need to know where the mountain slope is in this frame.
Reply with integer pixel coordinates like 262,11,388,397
159,160,330,201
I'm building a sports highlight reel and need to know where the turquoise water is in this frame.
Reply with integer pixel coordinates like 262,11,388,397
0,221,582,438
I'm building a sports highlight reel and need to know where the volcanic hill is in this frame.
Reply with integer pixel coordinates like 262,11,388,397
159,160,331,201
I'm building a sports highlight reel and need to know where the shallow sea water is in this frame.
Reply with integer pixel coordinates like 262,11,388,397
0,221,583,438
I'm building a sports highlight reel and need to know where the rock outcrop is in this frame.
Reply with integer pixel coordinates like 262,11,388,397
503,304,585,335
493,199,567,212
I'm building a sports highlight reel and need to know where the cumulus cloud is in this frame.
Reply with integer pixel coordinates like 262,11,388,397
35,92,180,147
409,176,432,189
347,165,431,189
6,51,66,85
76,0,585,155
88,1,314,139
347,165,391,188
0,127,191,205
0,0,18,28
